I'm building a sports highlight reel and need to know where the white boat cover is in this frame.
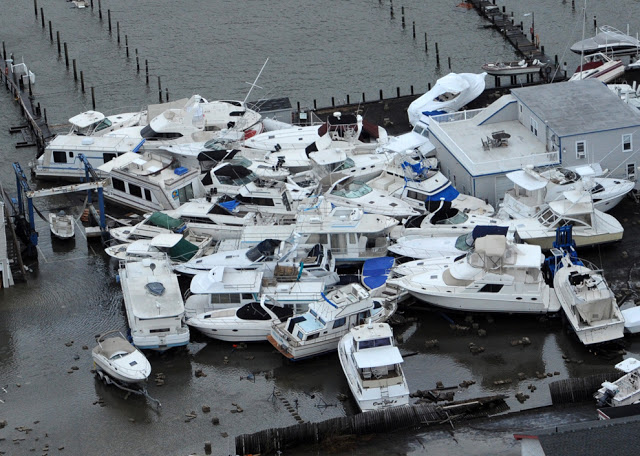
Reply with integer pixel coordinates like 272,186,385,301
622,306,640,334
506,170,547,191
69,111,105,128
616,358,640,373
149,233,183,248
353,346,404,368
407,72,486,126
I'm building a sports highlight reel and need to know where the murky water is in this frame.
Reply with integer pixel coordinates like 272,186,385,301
2,1,640,455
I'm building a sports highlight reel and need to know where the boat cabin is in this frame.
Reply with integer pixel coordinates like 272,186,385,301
349,324,404,385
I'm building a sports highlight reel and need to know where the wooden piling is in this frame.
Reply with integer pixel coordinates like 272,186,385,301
396,86,400,98
435,42,440,66
2,42,6,60
98,0,102,19
379,89,383,100
165,87,169,102
56,31,61,56
362,92,365,102
91,86,96,110
346,94,350,104
40,8,44,28
158,76,162,102
448,56,451,69
145,59,149,85
135,49,139,72
117,22,120,44
72,59,77,80
410,85,414,95
313,99,317,109
108,10,111,32
125,35,129,57
390,3,394,18
331,97,335,107
401,6,405,28
91,0,93,10
593,15,597,29
412,21,415,39
34,0,37,16
424,32,428,52
80,70,85,93
64,42,69,67
48,21,53,41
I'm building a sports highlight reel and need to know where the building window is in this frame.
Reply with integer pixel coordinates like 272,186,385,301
576,141,586,159
530,118,538,136
623,134,633,152
628,163,636,180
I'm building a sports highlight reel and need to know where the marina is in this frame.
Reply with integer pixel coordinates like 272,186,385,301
4,1,640,456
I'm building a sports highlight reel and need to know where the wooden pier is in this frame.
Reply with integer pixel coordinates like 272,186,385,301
549,372,618,404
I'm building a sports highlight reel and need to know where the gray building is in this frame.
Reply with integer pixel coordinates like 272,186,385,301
427,79,640,206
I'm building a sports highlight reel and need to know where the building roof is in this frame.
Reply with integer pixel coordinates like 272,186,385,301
511,79,640,137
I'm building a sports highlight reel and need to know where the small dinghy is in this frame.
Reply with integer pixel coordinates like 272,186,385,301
48,210,75,239
92,331,151,385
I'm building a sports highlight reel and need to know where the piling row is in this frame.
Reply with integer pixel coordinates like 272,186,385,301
235,397,506,455
548,372,618,404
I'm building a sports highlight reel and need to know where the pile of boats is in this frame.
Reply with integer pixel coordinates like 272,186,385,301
29,84,640,412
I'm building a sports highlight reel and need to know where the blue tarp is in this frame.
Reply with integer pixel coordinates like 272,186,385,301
421,109,447,117
471,225,509,239
425,185,460,202
362,257,395,290
218,199,240,211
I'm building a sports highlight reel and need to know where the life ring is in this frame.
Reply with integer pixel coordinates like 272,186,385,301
171,190,178,199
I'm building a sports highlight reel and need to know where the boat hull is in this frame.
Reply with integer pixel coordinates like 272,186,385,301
131,331,190,351
518,231,623,250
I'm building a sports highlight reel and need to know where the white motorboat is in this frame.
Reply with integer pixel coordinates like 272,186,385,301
338,322,410,412
183,266,329,318
388,235,560,314
119,256,190,350
390,200,503,240
109,211,187,243
105,232,214,264
482,59,549,76
569,52,625,83
571,25,640,56
186,297,295,342
98,151,207,213
323,175,419,219
309,150,387,183
621,306,640,334
389,225,509,259
497,166,634,219
68,110,144,137
48,210,75,239
513,190,624,249
594,358,640,407
407,72,486,126
367,153,494,215
91,330,151,385
551,253,624,346
268,283,396,361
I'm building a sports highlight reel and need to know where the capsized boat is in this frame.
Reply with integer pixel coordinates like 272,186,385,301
407,72,486,126
49,210,75,239
92,330,151,385
338,322,409,412
388,235,560,314
551,253,625,346
594,358,640,407
268,283,396,361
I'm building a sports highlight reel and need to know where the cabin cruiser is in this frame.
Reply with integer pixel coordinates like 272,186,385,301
569,52,625,83
594,358,640,407
571,25,640,56
186,297,295,342
92,331,151,385
268,283,396,361
389,225,509,259
183,266,328,318
105,232,214,264
118,255,190,350
323,175,419,219
338,322,409,412
388,235,560,314
49,210,75,239
97,151,206,213
367,153,494,215
513,190,624,249
67,110,144,137
497,166,634,219
407,72,486,126
550,253,624,346
390,200,503,240
109,211,187,243
219,201,399,264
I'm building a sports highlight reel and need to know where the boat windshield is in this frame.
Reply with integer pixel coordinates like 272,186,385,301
358,337,392,349
94,118,113,132
435,211,468,225
454,232,475,251
332,158,355,172
331,181,373,199
204,138,234,151
231,157,252,168
216,171,257,186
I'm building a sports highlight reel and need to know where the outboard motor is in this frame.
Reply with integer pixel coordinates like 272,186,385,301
276,156,285,170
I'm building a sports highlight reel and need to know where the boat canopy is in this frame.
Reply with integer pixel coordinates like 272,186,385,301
506,170,547,191
69,110,105,128
353,346,403,368
362,257,395,290
147,212,185,231
471,225,509,239
168,238,199,262
425,185,460,202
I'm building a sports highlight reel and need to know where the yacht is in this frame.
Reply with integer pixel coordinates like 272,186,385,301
594,358,640,407
388,235,561,314
109,211,187,243
67,110,144,137
367,153,494,215
551,253,624,346
338,322,410,412
389,225,509,259
92,331,151,385
497,166,634,219
186,297,295,342
323,175,419,219
268,283,396,361
118,256,190,350
105,232,214,265
571,25,640,56
513,190,624,249
98,151,207,213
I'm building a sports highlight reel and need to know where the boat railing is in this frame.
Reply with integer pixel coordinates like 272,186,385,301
430,109,483,124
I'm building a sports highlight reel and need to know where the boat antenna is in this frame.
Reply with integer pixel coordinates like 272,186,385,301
243,58,269,104
580,0,587,80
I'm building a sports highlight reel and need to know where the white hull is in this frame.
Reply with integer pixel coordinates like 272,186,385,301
131,331,190,351
92,356,148,385
518,231,623,250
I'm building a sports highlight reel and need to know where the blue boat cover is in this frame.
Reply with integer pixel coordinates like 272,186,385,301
425,185,460,202
471,225,509,239
362,257,395,290
174,166,189,176
421,109,447,117
219,199,240,211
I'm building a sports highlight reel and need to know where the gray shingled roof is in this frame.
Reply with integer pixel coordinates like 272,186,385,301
511,79,640,137
534,414,640,455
